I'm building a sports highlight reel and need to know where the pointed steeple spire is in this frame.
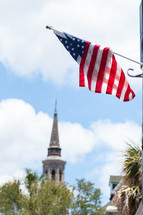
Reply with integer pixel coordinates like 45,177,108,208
55,98,57,114
42,100,66,183
48,100,61,156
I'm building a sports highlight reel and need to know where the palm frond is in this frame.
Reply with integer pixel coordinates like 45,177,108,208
122,142,142,186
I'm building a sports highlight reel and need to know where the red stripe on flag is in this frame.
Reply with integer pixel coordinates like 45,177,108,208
106,55,117,95
87,45,100,90
116,69,125,100
124,85,135,101
95,47,109,93
124,85,131,101
79,42,91,87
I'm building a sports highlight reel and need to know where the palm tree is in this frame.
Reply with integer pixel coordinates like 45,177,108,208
25,168,39,191
122,142,141,186
24,168,39,215
112,142,142,215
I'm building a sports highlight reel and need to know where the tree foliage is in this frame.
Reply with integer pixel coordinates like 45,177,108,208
0,170,72,215
71,178,104,215
36,180,72,215
0,180,26,214
112,142,142,215
122,142,141,186
0,170,103,215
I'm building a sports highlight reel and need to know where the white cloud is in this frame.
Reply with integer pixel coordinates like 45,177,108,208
0,98,141,194
91,119,141,150
60,122,95,163
0,99,52,178
85,151,123,204
60,119,141,163
84,120,141,204
0,0,141,91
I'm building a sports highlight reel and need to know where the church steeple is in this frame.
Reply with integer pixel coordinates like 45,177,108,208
42,101,66,183
48,100,61,156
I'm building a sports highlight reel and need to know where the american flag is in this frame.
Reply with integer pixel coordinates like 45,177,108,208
54,30,135,102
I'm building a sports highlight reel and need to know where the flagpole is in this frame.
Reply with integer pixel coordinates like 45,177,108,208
46,25,143,68
141,73,143,209
113,52,143,67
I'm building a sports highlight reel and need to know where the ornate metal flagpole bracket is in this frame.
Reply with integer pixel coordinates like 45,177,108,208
113,52,143,78
127,68,143,78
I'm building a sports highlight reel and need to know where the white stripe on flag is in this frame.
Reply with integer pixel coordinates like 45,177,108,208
54,30,67,39
77,55,81,64
129,92,133,101
90,46,103,92
101,49,113,94
83,44,94,87
120,79,128,101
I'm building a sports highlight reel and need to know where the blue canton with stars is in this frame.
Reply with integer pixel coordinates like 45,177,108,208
55,32,86,62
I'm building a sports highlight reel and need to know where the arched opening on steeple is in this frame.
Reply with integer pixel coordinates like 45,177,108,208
51,169,56,180
59,170,62,181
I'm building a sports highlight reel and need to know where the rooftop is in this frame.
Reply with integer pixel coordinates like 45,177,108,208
109,175,124,185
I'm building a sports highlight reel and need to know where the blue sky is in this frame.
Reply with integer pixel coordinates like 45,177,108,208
0,0,142,206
